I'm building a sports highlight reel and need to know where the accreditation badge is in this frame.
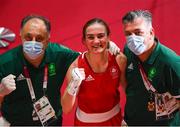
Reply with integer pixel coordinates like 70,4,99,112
155,92,179,121
33,96,57,126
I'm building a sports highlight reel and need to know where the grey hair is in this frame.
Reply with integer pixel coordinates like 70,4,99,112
122,10,152,28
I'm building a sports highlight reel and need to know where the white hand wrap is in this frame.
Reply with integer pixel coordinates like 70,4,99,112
109,41,120,55
0,74,16,96
67,68,85,96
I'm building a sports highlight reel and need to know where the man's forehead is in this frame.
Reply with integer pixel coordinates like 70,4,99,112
124,18,147,28
23,18,46,30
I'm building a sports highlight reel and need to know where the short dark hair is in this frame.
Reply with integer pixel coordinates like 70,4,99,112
122,10,152,27
20,14,51,33
82,18,110,40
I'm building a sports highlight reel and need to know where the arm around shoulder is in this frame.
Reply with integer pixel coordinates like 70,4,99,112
115,52,127,91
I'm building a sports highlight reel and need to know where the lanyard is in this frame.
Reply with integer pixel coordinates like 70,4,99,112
138,63,157,93
24,65,48,102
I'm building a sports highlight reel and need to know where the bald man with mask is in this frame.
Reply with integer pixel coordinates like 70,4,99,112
0,15,79,126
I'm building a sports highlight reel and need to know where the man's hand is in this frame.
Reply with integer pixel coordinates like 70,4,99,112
67,68,85,96
121,119,128,127
108,41,120,55
0,74,16,96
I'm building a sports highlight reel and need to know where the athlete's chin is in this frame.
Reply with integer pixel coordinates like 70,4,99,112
91,49,106,54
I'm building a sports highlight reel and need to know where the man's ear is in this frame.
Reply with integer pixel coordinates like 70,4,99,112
48,34,50,39
19,30,23,41
149,27,155,41
44,35,50,48
150,27,155,36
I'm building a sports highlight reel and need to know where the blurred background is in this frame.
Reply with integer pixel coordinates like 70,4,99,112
0,0,180,125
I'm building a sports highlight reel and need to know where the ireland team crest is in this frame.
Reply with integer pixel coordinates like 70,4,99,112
148,67,157,80
48,63,56,76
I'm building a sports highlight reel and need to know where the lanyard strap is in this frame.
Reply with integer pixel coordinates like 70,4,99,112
138,63,157,93
43,66,48,94
24,65,48,102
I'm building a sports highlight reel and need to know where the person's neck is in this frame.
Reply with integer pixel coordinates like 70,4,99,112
25,54,44,68
86,51,108,73
30,57,43,68
138,42,156,62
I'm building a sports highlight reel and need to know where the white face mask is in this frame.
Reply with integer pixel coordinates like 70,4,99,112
126,35,147,55
23,41,44,59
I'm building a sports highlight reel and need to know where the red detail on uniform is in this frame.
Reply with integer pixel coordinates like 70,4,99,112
75,52,122,126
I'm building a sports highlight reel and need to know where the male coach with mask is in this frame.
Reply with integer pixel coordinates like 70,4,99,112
0,15,79,126
122,10,180,126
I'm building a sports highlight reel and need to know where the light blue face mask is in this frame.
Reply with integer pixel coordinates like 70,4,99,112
23,41,44,59
126,35,146,55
